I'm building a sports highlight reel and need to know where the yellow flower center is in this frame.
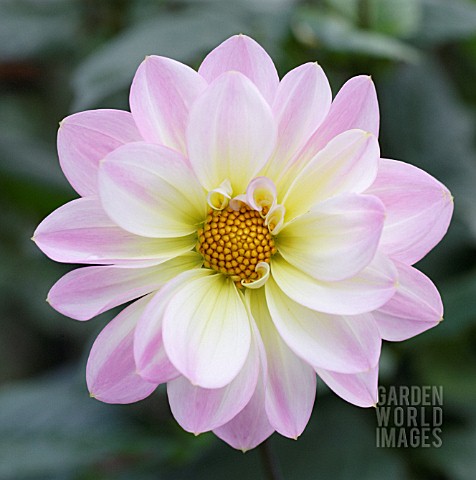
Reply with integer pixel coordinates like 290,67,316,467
197,206,276,286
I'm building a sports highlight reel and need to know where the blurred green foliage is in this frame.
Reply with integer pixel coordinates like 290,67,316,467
1,0,476,478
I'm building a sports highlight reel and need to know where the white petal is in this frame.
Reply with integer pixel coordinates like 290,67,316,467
271,253,397,315
162,273,251,388
98,142,206,238
187,71,277,194
277,194,385,281
133,269,210,385
266,277,381,373
282,130,380,220
167,323,260,434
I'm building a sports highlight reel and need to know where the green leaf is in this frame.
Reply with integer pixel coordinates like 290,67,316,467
0,0,78,61
366,0,422,37
293,8,419,62
0,371,174,479
417,0,476,45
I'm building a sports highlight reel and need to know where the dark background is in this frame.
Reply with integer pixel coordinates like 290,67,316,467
1,0,476,478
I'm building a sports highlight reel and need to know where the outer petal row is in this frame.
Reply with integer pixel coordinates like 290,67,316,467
198,34,279,105
58,109,142,197
366,159,454,265
374,261,443,341
130,56,207,154
33,197,196,265
48,253,203,321
86,295,158,404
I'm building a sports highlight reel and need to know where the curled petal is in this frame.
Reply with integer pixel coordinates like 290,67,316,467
33,197,196,265
58,109,142,197
316,365,379,408
248,289,316,439
242,262,270,290
99,142,206,238
277,194,385,282
374,261,443,341
207,179,233,211
246,176,277,214
48,253,203,321
198,34,279,105
265,204,285,235
87,295,158,404
282,130,380,220
130,56,207,154
187,71,277,194
366,158,454,265
162,273,251,388
266,277,381,373
271,253,397,315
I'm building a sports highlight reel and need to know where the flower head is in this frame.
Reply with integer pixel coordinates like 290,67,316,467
34,34,453,450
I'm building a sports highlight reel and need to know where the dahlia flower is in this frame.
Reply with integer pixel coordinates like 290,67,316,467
33,34,453,450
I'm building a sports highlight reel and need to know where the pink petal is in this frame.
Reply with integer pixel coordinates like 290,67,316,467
265,62,332,180
374,261,443,341
248,289,316,439
98,142,206,238
134,269,211,384
271,253,397,315
366,158,454,265
33,197,196,265
290,75,379,174
265,277,381,373
198,34,279,105
282,130,380,220
162,273,251,388
58,109,142,197
316,365,379,408
48,253,202,321
187,71,277,194
167,324,260,434
278,193,385,282
213,369,274,451
86,295,158,404
130,56,207,154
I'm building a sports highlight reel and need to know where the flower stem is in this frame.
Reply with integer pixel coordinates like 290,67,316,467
259,439,284,480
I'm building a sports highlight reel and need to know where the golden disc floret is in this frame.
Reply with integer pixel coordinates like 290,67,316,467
197,206,277,285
